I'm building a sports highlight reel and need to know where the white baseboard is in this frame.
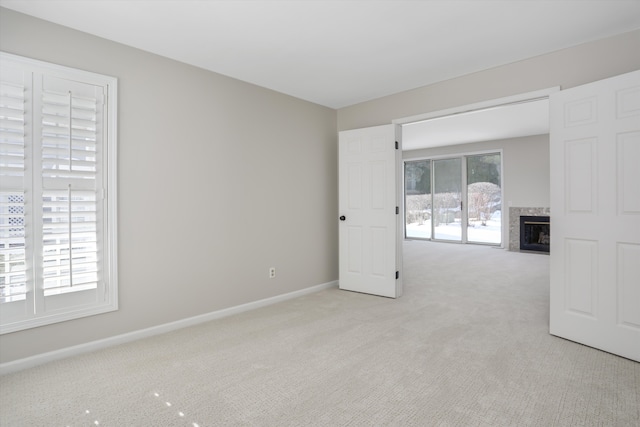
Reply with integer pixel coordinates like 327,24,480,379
0,280,338,375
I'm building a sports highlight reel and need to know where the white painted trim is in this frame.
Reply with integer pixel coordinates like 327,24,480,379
393,87,560,126
1,51,118,86
0,281,338,375
403,147,504,162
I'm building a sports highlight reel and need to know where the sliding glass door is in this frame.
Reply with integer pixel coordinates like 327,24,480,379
466,153,501,244
433,158,462,241
405,161,431,239
404,152,502,245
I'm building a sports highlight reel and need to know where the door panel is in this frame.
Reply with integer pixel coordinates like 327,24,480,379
564,238,597,317
339,124,401,298
617,243,640,329
550,70,640,362
618,132,640,214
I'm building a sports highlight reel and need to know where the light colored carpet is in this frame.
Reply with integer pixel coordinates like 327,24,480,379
1,241,639,426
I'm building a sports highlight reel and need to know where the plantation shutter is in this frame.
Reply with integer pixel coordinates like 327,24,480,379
37,75,105,309
0,64,28,309
0,52,118,333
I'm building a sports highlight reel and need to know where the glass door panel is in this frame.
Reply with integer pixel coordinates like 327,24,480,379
404,160,431,239
433,158,461,241
467,153,501,244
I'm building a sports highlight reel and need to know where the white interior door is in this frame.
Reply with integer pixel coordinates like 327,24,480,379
550,70,640,362
339,124,402,298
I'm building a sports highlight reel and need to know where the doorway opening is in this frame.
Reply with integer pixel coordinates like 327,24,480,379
395,87,558,250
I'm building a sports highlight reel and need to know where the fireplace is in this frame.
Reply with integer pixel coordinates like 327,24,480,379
519,216,550,253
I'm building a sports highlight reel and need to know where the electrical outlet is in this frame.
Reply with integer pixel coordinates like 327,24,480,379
269,267,276,279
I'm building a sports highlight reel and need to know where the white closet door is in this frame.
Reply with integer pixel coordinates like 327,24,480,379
338,124,402,298
550,70,640,362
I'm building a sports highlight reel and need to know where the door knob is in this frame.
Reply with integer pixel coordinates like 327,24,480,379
339,216,346,221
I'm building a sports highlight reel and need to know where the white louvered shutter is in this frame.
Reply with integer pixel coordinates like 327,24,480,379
0,52,117,333
0,64,28,310
37,75,104,309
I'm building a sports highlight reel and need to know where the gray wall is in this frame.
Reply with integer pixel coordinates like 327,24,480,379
403,134,550,246
338,29,640,131
0,9,338,363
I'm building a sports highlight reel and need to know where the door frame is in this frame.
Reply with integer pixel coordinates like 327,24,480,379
393,87,560,247
392,87,560,128
343,88,559,297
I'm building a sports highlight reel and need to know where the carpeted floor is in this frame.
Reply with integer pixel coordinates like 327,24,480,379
1,241,639,426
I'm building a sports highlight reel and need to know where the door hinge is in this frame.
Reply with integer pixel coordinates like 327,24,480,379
396,206,399,215
395,141,399,150
396,271,399,280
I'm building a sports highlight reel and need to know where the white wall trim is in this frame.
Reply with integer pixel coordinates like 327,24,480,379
0,281,338,375
393,87,560,126
403,147,505,162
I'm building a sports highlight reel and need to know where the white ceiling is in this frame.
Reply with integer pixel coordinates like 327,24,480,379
2,0,638,148
2,0,639,109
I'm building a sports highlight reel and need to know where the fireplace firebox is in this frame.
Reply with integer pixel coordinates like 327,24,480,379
519,216,550,253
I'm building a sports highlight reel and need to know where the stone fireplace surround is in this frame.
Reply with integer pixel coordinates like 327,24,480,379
508,207,551,251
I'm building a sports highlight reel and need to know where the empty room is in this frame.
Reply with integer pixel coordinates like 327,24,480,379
1,1,639,426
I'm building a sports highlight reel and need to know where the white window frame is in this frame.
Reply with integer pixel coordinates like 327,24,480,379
0,52,118,334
